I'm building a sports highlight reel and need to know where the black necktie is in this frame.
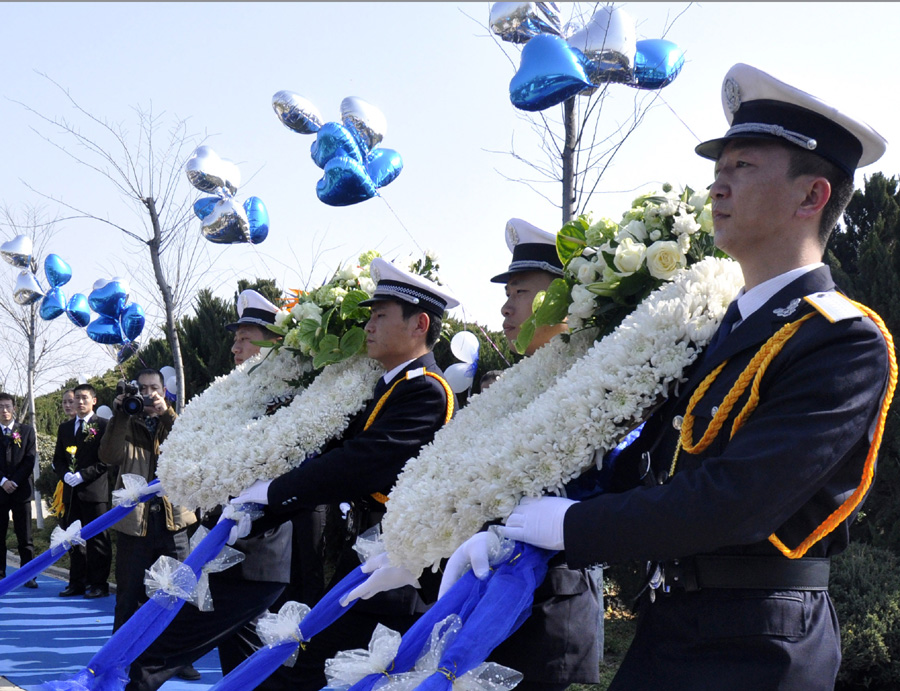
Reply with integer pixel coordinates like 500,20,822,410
75,419,82,436
372,376,390,401
703,300,742,363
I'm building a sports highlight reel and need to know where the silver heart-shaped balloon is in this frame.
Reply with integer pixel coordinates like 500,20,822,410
200,198,251,244
567,6,636,87
1,235,33,269
340,97,387,152
272,91,324,135
13,270,44,305
185,146,241,197
490,1,561,44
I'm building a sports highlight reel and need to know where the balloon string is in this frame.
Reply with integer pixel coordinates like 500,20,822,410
377,195,425,255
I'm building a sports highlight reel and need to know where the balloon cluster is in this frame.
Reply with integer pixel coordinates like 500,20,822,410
160,365,178,402
444,331,480,394
0,235,145,363
186,146,269,245
272,92,403,207
490,3,685,112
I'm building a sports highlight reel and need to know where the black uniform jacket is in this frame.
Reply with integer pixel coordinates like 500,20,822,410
268,352,452,514
265,352,453,613
0,421,36,503
52,415,110,504
564,265,891,567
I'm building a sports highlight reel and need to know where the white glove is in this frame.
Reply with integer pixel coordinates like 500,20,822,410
497,496,577,551
438,531,501,599
339,552,420,607
230,479,272,507
64,471,84,487
218,504,254,546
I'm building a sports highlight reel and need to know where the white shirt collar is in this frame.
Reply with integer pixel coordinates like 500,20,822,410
735,263,824,322
382,359,417,386
76,412,94,425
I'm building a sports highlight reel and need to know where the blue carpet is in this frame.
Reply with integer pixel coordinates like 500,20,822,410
0,565,222,690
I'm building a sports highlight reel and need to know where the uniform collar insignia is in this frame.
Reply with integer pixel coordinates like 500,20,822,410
773,298,801,318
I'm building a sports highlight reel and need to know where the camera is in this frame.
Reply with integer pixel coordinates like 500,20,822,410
116,379,153,416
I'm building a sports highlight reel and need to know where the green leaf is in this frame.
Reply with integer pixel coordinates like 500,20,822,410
533,278,571,327
339,327,366,356
514,316,537,355
312,334,341,369
616,270,654,298
557,216,590,266
340,290,372,321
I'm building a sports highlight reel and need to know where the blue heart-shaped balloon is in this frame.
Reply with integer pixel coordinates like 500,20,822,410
631,39,684,90
87,315,124,345
39,287,67,320
117,339,141,364
366,149,403,189
310,122,364,169
193,197,220,221
510,34,593,111
66,293,91,328
88,280,129,319
44,254,72,289
316,156,377,207
243,197,269,245
119,302,146,342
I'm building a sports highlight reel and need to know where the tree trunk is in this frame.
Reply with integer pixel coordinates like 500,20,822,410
562,96,578,225
144,197,186,414
27,306,43,529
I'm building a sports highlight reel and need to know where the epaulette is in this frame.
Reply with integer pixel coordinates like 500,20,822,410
803,291,866,323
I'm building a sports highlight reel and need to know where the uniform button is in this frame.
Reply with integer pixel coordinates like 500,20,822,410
672,416,683,430
711,406,719,415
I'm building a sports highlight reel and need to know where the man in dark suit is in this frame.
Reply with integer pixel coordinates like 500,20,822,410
52,383,111,598
0,392,38,589
228,258,459,691
497,63,893,690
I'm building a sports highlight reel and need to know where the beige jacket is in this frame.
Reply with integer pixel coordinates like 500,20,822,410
99,406,197,536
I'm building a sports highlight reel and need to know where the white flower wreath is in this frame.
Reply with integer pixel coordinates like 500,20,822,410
381,257,744,575
157,350,383,512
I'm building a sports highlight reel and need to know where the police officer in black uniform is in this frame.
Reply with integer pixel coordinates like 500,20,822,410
496,63,893,690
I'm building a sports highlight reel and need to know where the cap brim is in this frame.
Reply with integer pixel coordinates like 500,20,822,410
695,132,785,162
226,318,278,333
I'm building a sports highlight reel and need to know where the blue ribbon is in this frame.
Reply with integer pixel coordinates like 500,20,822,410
208,565,369,691
39,518,234,691
0,480,162,599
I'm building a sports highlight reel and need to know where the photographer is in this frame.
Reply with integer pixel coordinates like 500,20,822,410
100,369,198,641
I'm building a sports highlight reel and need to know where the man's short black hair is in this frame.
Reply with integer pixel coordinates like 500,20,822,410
136,368,165,387
73,383,97,398
0,392,15,406
398,301,443,349
784,144,854,246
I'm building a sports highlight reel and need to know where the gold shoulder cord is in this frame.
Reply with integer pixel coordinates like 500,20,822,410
671,301,897,559
364,368,455,505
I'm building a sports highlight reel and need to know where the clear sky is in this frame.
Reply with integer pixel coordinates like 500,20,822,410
1,2,898,394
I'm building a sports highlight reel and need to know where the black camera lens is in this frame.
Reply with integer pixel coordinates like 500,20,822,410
121,394,145,416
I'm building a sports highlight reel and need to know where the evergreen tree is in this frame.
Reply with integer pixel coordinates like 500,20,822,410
826,172,900,553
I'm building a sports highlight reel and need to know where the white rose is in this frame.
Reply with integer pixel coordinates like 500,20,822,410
359,277,376,295
646,241,686,280
672,211,701,236
619,220,648,243
613,237,647,276
335,265,362,282
291,301,323,323
688,189,710,212
274,310,291,327
573,258,599,285
698,206,714,234
567,256,589,278
569,284,596,319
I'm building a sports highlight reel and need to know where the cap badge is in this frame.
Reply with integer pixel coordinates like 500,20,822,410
505,222,519,248
773,298,801,318
723,76,741,114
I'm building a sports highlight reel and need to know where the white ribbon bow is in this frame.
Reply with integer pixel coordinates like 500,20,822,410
255,600,311,666
50,520,86,555
378,615,523,691
352,524,387,564
111,474,165,508
325,623,402,687
144,555,198,609
186,525,246,611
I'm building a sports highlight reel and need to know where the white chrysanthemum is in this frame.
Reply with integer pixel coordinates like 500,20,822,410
672,211,702,236
157,353,382,512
